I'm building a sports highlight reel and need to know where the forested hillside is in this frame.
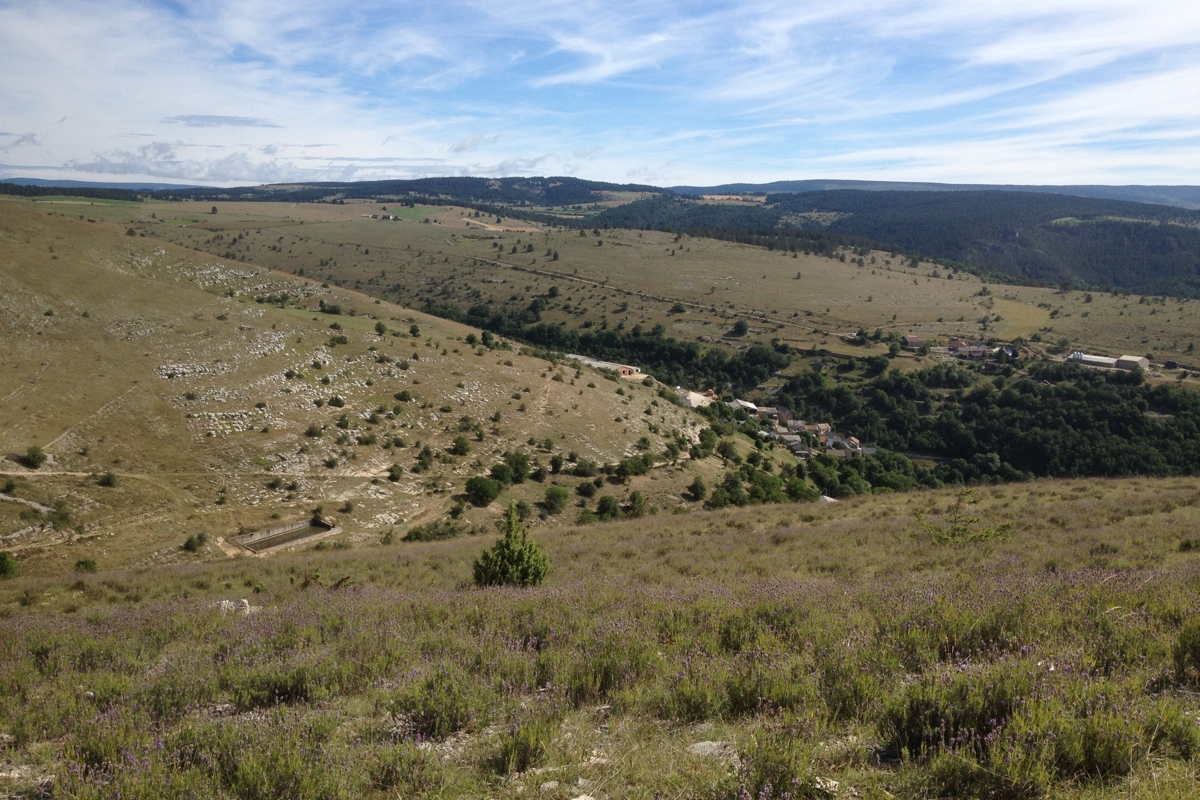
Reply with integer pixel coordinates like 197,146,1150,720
592,191,1200,296
159,176,663,205
671,179,1200,209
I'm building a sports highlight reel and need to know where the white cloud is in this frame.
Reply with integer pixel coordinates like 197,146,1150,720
0,0,1197,185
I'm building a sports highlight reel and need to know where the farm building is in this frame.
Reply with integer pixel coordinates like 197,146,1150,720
566,354,642,379
1117,355,1151,371
728,398,758,413
1068,352,1119,369
901,334,928,350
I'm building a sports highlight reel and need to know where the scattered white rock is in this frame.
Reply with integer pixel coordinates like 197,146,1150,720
216,598,260,615
814,776,840,795
687,740,736,760
539,781,560,792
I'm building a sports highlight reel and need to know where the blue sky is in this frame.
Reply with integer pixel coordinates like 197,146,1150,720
1,0,1198,186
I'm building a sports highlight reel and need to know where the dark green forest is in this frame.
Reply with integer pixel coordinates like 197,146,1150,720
589,191,1200,296
427,302,790,393
780,360,1200,486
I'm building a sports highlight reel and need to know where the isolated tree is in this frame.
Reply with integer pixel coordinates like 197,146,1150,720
687,476,707,502
542,485,569,514
210,206,218,215
465,476,502,507
473,503,548,587
596,495,620,520
21,446,46,470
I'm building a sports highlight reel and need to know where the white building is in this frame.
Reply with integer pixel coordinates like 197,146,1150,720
1068,351,1118,369
566,354,642,379
1116,355,1150,371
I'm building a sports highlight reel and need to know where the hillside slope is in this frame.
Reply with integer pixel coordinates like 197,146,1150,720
1,478,1199,798
0,200,707,569
594,191,1200,296
671,179,1200,210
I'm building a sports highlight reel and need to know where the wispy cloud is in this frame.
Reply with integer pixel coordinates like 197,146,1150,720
164,114,282,128
0,0,1197,185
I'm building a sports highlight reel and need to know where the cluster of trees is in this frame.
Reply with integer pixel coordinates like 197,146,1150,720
780,361,1200,484
587,196,851,256
0,182,140,201
438,303,789,393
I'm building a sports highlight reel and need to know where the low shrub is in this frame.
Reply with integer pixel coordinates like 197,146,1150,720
1174,617,1200,686
370,743,446,793
0,550,17,578
490,715,557,774
879,663,1035,761
393,670,484,739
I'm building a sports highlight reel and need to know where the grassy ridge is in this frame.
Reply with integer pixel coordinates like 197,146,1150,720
2,478,1199,798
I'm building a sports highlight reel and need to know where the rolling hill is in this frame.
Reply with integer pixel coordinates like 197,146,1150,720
671,179,1200,210
593,191,1200,296
0,199,710,572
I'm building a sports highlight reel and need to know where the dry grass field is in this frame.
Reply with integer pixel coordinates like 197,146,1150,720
105,198,1200,369
0,199,718,573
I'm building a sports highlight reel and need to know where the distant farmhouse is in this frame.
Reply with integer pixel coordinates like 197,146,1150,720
566,354,643,379
1068,352,1150,372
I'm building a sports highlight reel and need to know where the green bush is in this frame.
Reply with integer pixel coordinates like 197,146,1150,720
74,558,98,573
182,532,208,552
394,670,481,739
21,445,47,469
402,519,464,542
473,504,549,587
565,639,654,706
731,732,828,800
1174,618,1200,686
370,743,446,793
879,664,1034,761
491,715,556,774
0,551,16,578
542,485,570,514
464,476,502,507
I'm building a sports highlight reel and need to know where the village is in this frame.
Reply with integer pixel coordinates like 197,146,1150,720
569,331,1158,469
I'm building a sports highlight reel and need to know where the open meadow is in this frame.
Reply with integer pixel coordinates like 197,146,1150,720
2,478,1200,798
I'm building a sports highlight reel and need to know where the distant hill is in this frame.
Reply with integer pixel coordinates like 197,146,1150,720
161,176,665,205
671,179,1200,210
592,190,1200,296
1,177,203,191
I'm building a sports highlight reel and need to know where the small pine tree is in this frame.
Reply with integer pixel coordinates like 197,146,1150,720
473,503,548,587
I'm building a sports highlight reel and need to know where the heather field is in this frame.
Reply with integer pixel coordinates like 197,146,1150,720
3,478,1200,799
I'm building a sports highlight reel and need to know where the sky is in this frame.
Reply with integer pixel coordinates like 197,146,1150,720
1,0,1199,187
